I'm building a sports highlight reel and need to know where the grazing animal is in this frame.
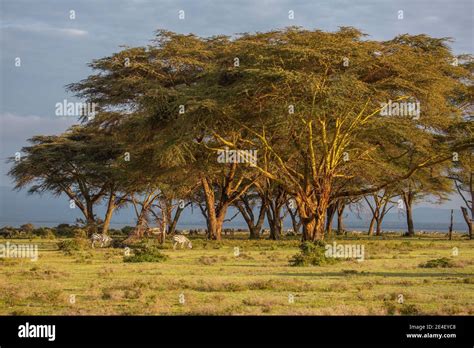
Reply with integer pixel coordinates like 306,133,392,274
91,233,112,248
173,235,192,250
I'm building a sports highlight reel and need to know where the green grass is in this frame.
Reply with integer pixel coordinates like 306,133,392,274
0,233,473,315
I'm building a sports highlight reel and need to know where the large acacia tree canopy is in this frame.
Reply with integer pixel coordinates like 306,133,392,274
10,27,473,240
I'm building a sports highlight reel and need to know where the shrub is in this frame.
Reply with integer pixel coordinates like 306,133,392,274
198,256,218,265
55,224,75,237
0,226,17,238
124,245,168,263
121,226,135,235
419,257,456,268
73,228,88,239
20,223,35,233
33,227,56,239
57,238,90,255
400,304,420,315
289,241,337,266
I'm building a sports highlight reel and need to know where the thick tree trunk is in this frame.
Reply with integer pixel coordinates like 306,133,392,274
375,218,382,236
236,198,266,240
403,192,415,236
201,176,218,240
267,208,282,240
336,200,345,235
326,205,336,236
461,206,473,240
168,205,184,235
266,204,283,240
215,209,227,241
337,211,344,235
368,215,376,236
301,217,317,242
201,176,230,241
296,189,329,242
102,192,116,235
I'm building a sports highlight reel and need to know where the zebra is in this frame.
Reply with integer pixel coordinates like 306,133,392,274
90,233,112,248
172,235,192,250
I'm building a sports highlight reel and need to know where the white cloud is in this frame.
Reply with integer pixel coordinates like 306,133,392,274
2,22,88,37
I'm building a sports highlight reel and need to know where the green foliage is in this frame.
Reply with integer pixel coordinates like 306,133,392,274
419,257,457,268
121,226,135,235
0,226,16,238
33,228,56,239
289,241,337,266
57,238,90,255
20,223,35,232
124,245,169,263
400,304,421,315
55,224,76,237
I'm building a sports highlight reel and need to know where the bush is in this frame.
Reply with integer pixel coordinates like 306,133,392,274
121,226,134,236
289,241,337,266
400,304,420,315
20,223,35,233
33,227,56,239
419,257,456,268
55,224,76,237
124,245,168,263
198,256,219,265
0,226,17,238
57,238,90,255
72,228,88,239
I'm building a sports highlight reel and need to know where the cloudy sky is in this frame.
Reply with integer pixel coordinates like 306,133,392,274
0,0,472,209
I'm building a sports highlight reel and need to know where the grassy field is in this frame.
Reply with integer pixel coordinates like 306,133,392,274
0,233,473,315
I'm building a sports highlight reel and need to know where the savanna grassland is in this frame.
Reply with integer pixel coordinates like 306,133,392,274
1,233,473,315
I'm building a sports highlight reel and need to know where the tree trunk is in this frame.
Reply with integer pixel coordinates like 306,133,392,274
201,176,218,240
336,200,345,235
267,208,282,240
296,190,328,242
287,202,302,235
168,205,184,235
236,198,266,240
326,205,336,236
375,218,382,236
461,206,473,240
266,204,283,240
102,192,116,235
403,192,415,236
448,209,453,240
368,215,376,236
215,209,227,241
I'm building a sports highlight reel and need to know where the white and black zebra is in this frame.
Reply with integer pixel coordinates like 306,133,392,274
172,235,192,250
90,233,112,248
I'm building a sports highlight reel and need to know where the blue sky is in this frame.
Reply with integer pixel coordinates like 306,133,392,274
0,0,472,210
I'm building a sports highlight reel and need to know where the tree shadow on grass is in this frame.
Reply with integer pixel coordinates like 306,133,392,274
276,271,473,278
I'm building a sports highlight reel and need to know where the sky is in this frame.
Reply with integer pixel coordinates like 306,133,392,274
0,0,473,214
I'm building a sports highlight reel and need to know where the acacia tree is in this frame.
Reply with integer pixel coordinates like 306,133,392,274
449,135,473,238
234,189,267,239
65,28,472,242
399,163,454,236
210,28,472,241
8,126,128,234
364,189,396,236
